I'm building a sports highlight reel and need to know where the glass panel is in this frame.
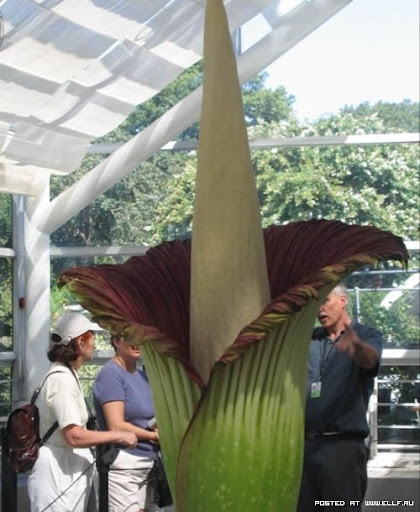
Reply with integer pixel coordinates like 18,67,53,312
378,405,419,427
0,367,12,417
378,427,420,446
377,365,420,446
344,262,420,349
380,366,420,380
78,364,104,411
51,255,131,319
0,194,12,248
51,255,130,290
0,258,13,350
378,365,420,408
378,381,420,405
50,152,186,247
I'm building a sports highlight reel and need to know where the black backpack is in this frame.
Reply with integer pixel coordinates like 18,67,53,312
5,372,60,473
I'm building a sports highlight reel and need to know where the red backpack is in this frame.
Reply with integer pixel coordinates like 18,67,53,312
5,372,60,473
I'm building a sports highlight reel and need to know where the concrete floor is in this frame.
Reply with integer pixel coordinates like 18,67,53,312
1,452,419,511
363,452,420,512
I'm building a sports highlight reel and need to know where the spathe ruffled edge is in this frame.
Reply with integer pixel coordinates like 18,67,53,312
60,220,408,388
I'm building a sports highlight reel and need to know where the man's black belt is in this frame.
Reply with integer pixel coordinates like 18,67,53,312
305,431,365,441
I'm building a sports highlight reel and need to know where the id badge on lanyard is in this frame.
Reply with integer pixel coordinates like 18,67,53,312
310,336,337,399
310,381,322,399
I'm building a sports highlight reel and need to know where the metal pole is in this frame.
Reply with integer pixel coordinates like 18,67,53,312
233,27,241,56
354,286,361,323
12,195,25,403
1,427,17,512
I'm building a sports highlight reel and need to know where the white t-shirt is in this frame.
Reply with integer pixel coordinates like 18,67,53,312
37,362,89,446
28,362,95,512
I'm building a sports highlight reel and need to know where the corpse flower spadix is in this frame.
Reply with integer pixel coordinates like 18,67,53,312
60,0,408,510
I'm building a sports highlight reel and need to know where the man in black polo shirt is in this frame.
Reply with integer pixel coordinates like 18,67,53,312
297,284,383,512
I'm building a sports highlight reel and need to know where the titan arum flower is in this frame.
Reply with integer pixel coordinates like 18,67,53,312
60,1,408,510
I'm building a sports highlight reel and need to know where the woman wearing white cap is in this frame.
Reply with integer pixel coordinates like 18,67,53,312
27,312,137,512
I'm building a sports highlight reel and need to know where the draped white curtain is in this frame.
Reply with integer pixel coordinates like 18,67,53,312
0,0,352,200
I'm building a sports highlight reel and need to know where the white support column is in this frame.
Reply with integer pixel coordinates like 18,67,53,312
22,180,51,399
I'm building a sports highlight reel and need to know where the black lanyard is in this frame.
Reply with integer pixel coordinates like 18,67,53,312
318,331,344,381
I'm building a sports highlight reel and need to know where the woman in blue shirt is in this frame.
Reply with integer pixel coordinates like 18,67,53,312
93,335,159,512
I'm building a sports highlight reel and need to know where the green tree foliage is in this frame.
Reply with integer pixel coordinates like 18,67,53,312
357,290,419,348
0,194,12,248
51,72,299,249
344,256,419,349
153,159,197,242
0,195,12,346
95,62,204,143
252,113,419,240
50,152,190,248
154,109,419,242
242,73,296,126
341,99,420,132
0,258,12,344
50,151,191,280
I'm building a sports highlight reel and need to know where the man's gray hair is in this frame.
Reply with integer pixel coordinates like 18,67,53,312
332,283,348,298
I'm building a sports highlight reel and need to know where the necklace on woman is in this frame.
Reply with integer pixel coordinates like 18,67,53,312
112,355,126,369
113,355,136,373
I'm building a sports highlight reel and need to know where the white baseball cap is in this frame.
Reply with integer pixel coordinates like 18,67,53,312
51,312,102,345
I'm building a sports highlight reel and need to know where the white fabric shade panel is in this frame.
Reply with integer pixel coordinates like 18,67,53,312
0,0,352,206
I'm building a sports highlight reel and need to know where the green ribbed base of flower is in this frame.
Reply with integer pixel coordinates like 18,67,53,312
175,303,318,511
142,341,203,505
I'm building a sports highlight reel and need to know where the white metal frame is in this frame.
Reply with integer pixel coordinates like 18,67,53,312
89,132,420,154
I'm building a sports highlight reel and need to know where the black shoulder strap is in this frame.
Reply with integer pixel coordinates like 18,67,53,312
40,420,59,445
30,370,63,405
